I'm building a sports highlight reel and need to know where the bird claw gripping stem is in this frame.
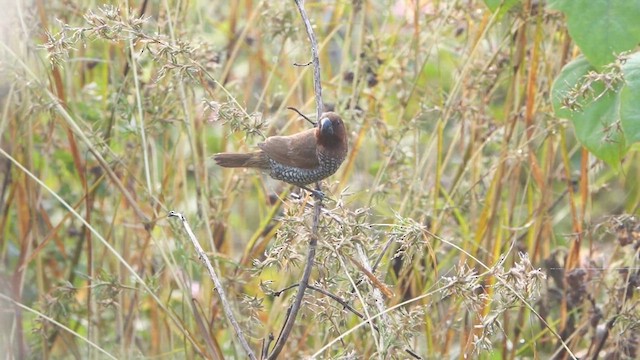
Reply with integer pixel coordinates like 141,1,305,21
299,185,325,200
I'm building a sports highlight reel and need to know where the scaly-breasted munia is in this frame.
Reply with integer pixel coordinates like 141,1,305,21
213,112,348,190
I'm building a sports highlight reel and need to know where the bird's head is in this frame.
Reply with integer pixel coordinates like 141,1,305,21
316,112,348,157
318,111,345,135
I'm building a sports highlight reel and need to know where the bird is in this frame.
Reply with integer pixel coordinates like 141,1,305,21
213,112,348,197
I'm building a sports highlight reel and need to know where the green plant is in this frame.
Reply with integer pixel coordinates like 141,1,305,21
1,1,639,359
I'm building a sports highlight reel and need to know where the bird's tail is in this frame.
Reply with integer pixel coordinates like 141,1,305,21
213,151,269,169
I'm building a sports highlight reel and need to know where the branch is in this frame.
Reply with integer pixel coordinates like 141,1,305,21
286,106,316,126
268,197,321,359
267,1,324,358
168,211,257,360
294,0,324,121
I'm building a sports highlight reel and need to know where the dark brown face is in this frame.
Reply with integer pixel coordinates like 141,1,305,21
318,112,345,139
316,112,348,155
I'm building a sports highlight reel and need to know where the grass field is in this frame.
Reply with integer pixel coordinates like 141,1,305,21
1,1,639,359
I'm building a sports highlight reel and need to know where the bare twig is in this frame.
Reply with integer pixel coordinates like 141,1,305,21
273,283,300,297
286,106,316,126
168,211,257,360
267,1,326,358
274,283,369,324
307,285,368,323
405,348,423,359
262,334,274,360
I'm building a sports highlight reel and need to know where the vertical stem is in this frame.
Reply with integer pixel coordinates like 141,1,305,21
267,1,324,358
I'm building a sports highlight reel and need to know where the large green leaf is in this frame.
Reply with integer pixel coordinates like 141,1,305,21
548,0,640,69
620,53,640,144
552,57,626,167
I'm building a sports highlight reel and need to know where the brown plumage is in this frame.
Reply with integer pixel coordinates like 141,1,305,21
213,112,348,187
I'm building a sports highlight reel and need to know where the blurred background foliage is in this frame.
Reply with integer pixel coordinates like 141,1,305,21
1,0,639,359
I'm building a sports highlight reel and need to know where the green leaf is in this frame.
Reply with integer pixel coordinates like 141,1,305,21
547,0,640,69
620,52,640,143
552,57,626,168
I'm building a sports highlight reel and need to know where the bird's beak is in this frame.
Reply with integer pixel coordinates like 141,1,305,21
320,117,334,136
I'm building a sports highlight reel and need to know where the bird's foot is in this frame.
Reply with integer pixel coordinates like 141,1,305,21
310,189,325,199
299,186,325,200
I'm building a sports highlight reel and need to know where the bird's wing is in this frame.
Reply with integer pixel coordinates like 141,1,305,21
258,128,319,169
